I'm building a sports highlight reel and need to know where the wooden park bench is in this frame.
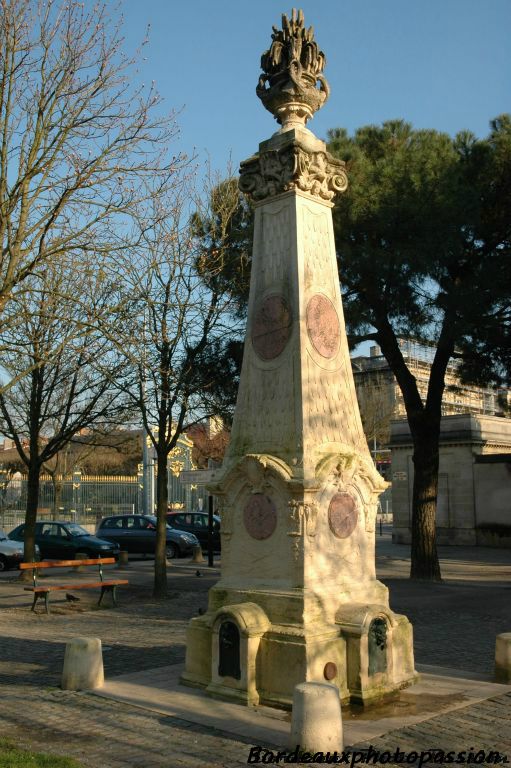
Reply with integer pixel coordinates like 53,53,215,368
19,558,128,614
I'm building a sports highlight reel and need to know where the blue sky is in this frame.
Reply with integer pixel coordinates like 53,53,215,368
118,0,511,173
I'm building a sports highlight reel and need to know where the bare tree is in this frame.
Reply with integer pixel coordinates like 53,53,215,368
0,261,130,563
354,372,395,454
0,0,179,322
42,430,142,515
110,174,243,598
0,458,23,517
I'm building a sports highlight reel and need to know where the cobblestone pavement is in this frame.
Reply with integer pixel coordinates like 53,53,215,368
376,532,511,676
1,683,253,767
0,543,509,766
355,692,511,755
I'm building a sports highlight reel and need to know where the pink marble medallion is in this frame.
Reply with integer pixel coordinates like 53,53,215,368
252,294,292,360
243,493,277,540
306,294,340,358
328,492,358,539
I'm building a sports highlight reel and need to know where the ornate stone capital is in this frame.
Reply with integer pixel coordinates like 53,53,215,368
239,140,348,203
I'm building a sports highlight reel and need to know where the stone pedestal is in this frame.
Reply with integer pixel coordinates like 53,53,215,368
117,550,129,567
73,552,88,572
61,637,104,691
290,682,343,753
191,545,204,564
182,9,416,708
495,633,511,683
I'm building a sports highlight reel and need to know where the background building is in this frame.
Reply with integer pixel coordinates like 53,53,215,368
390,414,511,546
352,340,510,423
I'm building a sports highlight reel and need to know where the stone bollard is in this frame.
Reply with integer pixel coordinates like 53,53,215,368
191,545,204,564
117,550,129,567
495,633,511,683
289,682,343,754
62,637,104,691
73,551,89,573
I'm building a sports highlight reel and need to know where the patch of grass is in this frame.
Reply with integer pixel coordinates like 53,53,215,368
0,738,84,768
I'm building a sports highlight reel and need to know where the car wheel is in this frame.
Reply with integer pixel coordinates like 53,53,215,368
165,543,178,560
0,555,7,572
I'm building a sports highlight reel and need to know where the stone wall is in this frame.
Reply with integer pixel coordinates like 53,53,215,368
390,414,511,546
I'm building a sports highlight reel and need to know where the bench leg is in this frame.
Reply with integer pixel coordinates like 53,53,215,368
31,592,50,614
98,585,118,607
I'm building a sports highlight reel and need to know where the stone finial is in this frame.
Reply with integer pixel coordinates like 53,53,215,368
257,8,330,130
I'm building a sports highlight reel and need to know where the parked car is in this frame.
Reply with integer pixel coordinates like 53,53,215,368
9,521,120,560
166,511,221,552
0,529,41,571
96,514,199,559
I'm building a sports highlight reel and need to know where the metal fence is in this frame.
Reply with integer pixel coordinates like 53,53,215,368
0,472,391,532
378,487,393,519
0,473,140,531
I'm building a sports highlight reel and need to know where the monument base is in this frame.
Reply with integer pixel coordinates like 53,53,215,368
181,585,416,707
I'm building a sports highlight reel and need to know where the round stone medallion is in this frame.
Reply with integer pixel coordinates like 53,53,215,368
328,492,358,539
324,662,338,681
243,493,277,540
306,294,340,358
252,294,292,361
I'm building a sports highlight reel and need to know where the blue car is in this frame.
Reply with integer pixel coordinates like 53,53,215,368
96,514,199,559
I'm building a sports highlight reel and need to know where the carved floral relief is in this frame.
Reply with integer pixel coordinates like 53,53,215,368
239,144,348,203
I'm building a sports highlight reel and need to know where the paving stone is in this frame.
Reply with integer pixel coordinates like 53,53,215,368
0,545,510,765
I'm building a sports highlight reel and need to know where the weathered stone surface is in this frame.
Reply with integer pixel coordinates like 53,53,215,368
61,636,104,691
328,492,359,539
495,633,511,683
256,9,329,130
239,129,348,203
306,293,340,358
251,294,292,360
183,9,415,709
243,494,278,540
290,682,343,752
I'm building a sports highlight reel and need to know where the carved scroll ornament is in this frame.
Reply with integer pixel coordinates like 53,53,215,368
239,143,348,203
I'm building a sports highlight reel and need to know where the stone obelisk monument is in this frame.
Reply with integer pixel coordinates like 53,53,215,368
182,8,416,707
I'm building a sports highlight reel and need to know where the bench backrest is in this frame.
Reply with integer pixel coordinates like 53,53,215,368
19,558,116,570
20,557,116,589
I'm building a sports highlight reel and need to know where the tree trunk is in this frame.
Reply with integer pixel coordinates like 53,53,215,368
52,477,63,520
153,448,169,599
19,461,41,581
410,419,442,581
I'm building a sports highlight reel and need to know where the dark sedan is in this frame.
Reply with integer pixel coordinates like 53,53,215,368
166,511,221,551
9,521,120,560
96,514,199,559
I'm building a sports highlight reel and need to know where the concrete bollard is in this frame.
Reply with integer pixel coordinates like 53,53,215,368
191,545,204,564
289,682,343,754
62,637,104,691
495,633,511,683
73,551,89,573
117,550,129,567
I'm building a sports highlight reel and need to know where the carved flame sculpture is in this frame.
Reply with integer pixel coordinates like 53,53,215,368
256,8,330,129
